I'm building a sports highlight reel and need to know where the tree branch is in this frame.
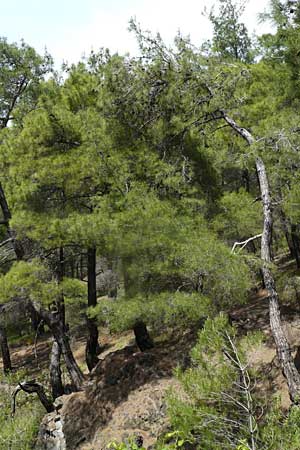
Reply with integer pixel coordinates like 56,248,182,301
231,234,262,254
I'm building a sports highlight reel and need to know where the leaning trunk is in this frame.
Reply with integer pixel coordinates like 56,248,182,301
50,340,64,399
85,247,99,372
256,157,300,401
0,326,12,373
133,321,154,352
52,322,84,391
222,111,300,402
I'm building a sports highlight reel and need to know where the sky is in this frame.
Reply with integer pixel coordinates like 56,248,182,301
0,0,274,66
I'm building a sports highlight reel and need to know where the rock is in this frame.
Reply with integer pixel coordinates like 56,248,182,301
35,409,66,450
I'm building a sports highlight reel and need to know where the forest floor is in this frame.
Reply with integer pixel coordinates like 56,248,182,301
2,258,300,448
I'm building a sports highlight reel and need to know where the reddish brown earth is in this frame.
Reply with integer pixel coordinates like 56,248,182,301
3,278,300,448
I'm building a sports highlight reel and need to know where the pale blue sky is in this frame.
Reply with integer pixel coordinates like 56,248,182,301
1,0,273,65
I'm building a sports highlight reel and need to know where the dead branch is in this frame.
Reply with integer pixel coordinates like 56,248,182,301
231,234,262,254
11,380,54,416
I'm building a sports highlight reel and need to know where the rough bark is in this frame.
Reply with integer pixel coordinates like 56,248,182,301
133,321,154,352
48,246,65,397
222,111,300,402
0,326,12,373
86,247,100,372
50,340,64,399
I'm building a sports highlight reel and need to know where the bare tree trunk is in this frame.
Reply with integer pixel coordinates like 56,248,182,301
50,340,64,399
222,112,300,402
133,321,154,352
86,247,99,372
30,301,84,391
0,326,12,373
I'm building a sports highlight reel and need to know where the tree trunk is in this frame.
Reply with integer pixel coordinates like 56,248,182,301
0,326,12,373
30,301,84,391
133,321,154,352
47,246,66,396
85,247,99,372
222,111,300,402
30,308,45,335
50,340,64,399
57,246,66,324
291,224,300,269
52,321,84,391
0,183,25,372
278,207,295,258
242,168,250,192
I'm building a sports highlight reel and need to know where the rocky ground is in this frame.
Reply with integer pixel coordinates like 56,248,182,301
2,280,300,449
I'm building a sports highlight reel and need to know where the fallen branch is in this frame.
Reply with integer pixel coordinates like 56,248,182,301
11,380,54,416
231,234,262,254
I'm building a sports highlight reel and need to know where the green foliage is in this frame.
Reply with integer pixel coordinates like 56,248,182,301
0,37,52,129
93,291,211,333
0,259,86,307
107,437,146,450
166,315,262,450
1,14,300,449
208,0,253,62
259,402,300,449
213,189,262,243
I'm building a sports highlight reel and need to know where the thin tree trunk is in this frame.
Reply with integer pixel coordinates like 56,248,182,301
0,183,24,260
30,301,84,391
278,207,295,258
57,246,66,324
0,183,26,371
291,224,300,268
50,340,64,399
47,246,66,397
86,247,99,372
222,112,300,402
133,321,154,352
52,322,84,391
0,326,12,373
30,308,45,335
242,168,250,192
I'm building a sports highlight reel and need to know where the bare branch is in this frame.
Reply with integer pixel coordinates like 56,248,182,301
231,234,262,254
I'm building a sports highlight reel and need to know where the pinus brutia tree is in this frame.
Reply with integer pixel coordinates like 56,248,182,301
0,2,300,438
0,38,52,373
